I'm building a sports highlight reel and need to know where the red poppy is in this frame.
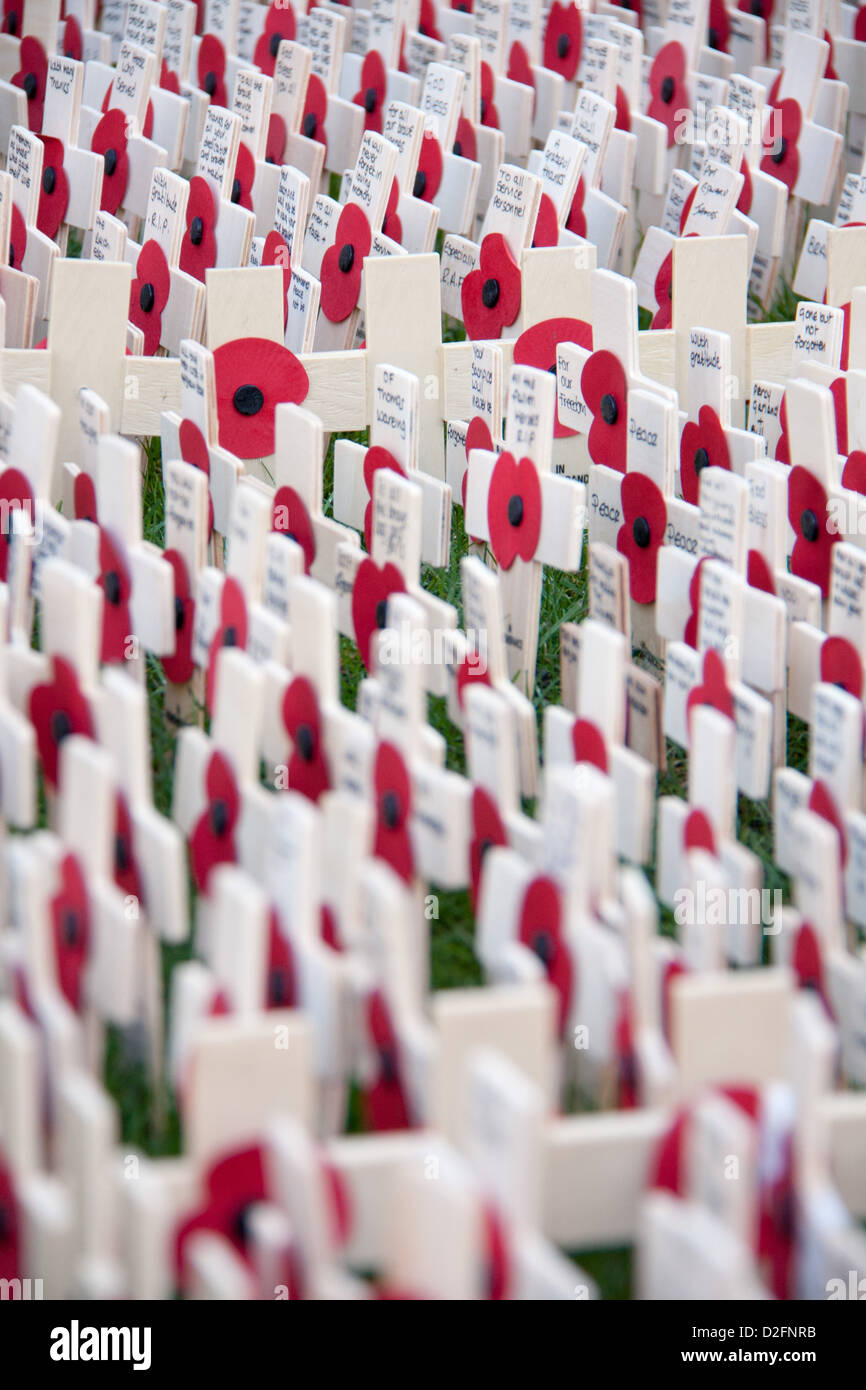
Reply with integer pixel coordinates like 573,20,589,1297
206,576,247,712
572,717,608,771
482,1204,511,1300
272,485,315,571
198,32,228,106
213,336,309,457
98,528,133,664
651,251,673,330
0,1159,19,1282
36,136,69,238
820,634,863,700
686,647,735,735
808,778,847,868
787,465,837,597
353,49,387,134
455,639,491,713
129,239,171,357
12,36,48,132
373,741,413,882
160,58,181,95
50,853,90,1009
460,232,521,341
179,176,217,283
564,176,587,237
301,73,328,153
9,202,26,270
614,85,631,133
320,202,371,323
262,228,291,327
684,807,716,854
190,750,240,892
760,99,801,193
791,921,832,1016
838,299,853,373
29,655,94,790
362,445,407,551
518,875,573,1034
381,176,402,244
679,406,730,505
254,0,297,75
60,14,83,58
747,549,776,594
230,141,255,212
678,186,697,234
683,555,709,648
648,41,688,149
857,5,866,40
92,109,129,215
514,317,592,438
179,417,214,534
479,61,499,129
486,451,541,569
774,393,789,464
616,471,667,604
842,450,866,495
452,115,477,162
615,990,639,1108
175,1145,268,1277
114,792,143,901
831,376,848,456
363,989,413,1131
73,471,98,523
351,558,406,670
468,787,506,908
266,908,298,1007
737,157,753,215
581,349,628,471
1,0,20,35
532,192,559,248
418,0,442,42
266,111,286,165
413,130,442,203
507,40,535,90
321,903,343,953
162,549,196,686
0,465,33,580
451,0,473,9
708,0,730,51
543,1,582,81
282,675,330,802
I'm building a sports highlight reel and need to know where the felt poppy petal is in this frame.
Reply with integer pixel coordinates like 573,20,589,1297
12,36,47,131
320,202,372,323
213,337,309,457
272,485,315,571
414,131,443,202
130,240,171,356
461,232,522,341
469,786,507,908
51,853,90,1009
486,451,542,569
543,0,582,80
373,741,413,881
92,109,129,214
746,549,776,594
99,528,133,662
686,648,735,735
532,192,559,248
648,41,688,147
301,73,328,152
453,115,477,162
351,559,406,670
788,466,836,597
808,779,847,868
514,316,592,439
582,349,628,471
616,471,666,604
353,50,386,133
190,751,239,893
198,33,228,105
162,549,196,685
180,176,217,281
572,718,608,772
9,202,26,269
684,807,716,854
36,136,69,238
760,100,801,192
842,450,866,495
363,990,413,1130
518,875,572,1034
507,40,535,89
820,635,864,700
29,655,94,789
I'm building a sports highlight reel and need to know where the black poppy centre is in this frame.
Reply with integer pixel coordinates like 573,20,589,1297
209,798,230,837
507,494,524,527
772,137,787,166
363,87,377,113
42,166,56,195
600,392,619,425
189,216,204,246
50,709,72,745
800,508,820,543
660,76,675,104
295,724,315,762
557,34,570,59
693,446,710,476
104,147,117,177
481,277,500,309
233,384,265,417
382,790,401,829
338,243,355,274
138,282,155,314
632,515,652,549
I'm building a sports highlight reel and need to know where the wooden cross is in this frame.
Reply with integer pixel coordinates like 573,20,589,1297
465,361,586,694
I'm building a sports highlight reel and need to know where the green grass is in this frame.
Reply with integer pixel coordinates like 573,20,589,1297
108,276,816,1295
